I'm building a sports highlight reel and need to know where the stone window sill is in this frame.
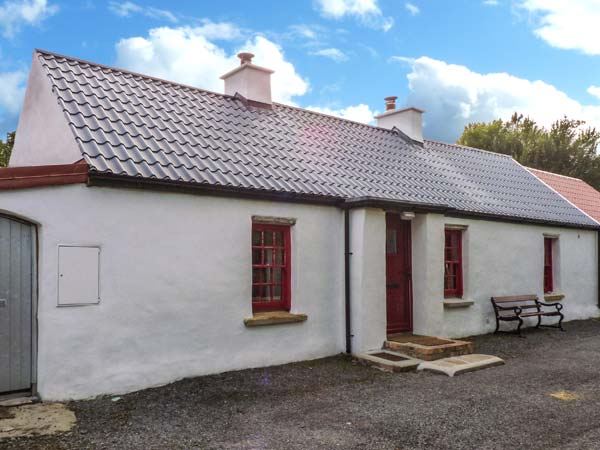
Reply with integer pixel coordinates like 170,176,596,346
244,311,308,327
443,298,474,308
544,293,565,302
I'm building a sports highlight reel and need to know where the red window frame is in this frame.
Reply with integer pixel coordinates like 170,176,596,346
544,237,553,293
444,229,463,297
251,223,291,312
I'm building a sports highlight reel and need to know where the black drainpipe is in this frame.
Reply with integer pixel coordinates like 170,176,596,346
597,230,600,308
344,208,352,354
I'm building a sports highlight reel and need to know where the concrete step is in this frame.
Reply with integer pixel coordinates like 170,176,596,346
417,354,505,377
354,350,421,373
384,335,474,361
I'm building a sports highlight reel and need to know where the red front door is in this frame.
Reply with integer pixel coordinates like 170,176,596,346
386,214,412,334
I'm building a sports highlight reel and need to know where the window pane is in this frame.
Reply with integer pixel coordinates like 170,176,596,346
386,230,397,254
252,284,263,301
273,268,282,283
273,284,282,300
252,230,262,246
448,231,458,248
264,231,273,246
275,249,284,265
252,248,262,265
264,249,274,265
446,247,458,262
263,285,272,301
544,239,552,265
275,231,284,247
253,268,270,284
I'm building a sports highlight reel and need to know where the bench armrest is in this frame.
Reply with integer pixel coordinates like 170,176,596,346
537,301,563,310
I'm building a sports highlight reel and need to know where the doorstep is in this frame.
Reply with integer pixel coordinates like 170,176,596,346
354,350,422,373
384,334,475,361
417,354,505,377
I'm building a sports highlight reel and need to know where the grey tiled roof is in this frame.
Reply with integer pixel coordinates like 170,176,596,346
38,50,598,228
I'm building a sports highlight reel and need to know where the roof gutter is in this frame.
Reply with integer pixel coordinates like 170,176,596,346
88,173,600,231
87,173,344,206
444,210,600,231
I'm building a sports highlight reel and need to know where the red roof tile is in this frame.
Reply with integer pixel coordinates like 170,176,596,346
528,168,600,224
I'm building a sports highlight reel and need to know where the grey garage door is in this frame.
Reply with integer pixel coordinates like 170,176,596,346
0,216,34,394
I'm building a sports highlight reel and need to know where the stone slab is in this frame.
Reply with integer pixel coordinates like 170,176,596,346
244,311,307,327
417,354,505,377
355,350,422,373
0,403,76,440
385,337,475,361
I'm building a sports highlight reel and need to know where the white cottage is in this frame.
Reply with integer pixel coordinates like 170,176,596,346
1,50,599,400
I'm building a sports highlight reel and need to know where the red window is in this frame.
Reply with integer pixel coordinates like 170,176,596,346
544,238,553,293
444,229,463,297
251,224,291,311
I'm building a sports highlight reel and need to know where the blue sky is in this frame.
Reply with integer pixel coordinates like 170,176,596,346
1,0,600,142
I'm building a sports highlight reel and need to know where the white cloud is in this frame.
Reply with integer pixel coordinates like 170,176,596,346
315,0,393,31
0,0,58,37
588,85,600,100
312,48,348,62
115,26,308,105
192,20,241,40
306,103,376,124
393,55,600,142
0,68,27,134
108,1,177,22
288,24,319,40
520,0,600,55
483,0,498,5
405,2,419,15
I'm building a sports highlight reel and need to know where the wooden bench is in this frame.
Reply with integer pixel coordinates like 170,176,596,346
490,295,564,336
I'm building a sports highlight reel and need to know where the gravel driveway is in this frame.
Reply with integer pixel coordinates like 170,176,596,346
4,319,600,450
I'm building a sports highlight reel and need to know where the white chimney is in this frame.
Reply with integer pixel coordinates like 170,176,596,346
220,52,274,106
374,96,424,143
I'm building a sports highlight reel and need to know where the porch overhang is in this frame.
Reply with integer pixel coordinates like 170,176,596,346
342,196,452,213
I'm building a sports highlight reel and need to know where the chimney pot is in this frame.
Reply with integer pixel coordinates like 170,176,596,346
384,96,398,111
238,52,254,65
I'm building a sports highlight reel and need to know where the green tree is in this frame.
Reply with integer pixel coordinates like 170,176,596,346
0,131,15,167
457,114,600,190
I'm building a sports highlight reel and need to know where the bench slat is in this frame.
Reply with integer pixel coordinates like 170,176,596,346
491,295,538,303
520,311,559,317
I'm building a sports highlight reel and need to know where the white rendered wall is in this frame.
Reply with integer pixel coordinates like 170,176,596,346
411,214,599,338
348,208,387,353
10,54,82,167
0,185,345,400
